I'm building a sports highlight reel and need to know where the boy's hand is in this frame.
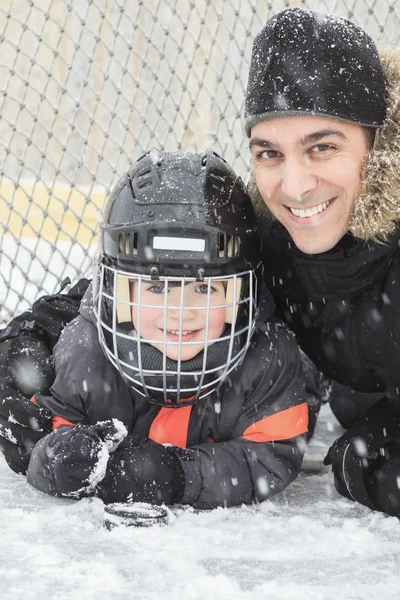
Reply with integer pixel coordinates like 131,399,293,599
98,437,186,505
0,387,52,474
43,419,127,498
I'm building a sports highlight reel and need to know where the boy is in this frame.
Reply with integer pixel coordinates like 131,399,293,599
27,149,308,509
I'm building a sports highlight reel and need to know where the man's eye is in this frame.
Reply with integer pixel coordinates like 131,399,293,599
258,149,279,159
311,144,333,153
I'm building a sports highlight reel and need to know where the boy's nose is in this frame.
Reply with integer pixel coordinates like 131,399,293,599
167,305,197,319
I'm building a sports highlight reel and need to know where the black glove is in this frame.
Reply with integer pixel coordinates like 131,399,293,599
372,445,400,516
0,332,55,474
324,398,400,510
98,437,187,506
324,425,382,508
0,387,52,474
44,419,127,498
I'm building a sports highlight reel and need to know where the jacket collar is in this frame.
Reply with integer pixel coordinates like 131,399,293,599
289,229,400,300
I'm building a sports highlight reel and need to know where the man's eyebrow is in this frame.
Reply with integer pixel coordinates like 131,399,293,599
299,129,347,145
249,129,347,151
249,138,276,151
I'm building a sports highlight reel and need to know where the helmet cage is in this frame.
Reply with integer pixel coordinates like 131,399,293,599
93,262,259,407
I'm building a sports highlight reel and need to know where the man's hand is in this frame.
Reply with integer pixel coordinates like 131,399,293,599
324,426,383,508
98,437,186,506
0,387,52,474
324,398,400,510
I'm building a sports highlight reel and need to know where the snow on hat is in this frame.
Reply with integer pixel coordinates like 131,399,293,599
244,8,387,136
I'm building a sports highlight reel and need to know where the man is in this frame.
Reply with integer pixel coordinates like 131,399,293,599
245,7,400,516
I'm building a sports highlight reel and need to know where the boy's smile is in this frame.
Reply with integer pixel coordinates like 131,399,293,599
162,329,200,342
130,279,227,361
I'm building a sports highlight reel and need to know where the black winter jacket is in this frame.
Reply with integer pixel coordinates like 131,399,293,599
263,222,400,409
27,287,308,509
246,45,400,515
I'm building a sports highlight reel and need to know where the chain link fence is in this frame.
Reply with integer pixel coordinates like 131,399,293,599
1,0,399,323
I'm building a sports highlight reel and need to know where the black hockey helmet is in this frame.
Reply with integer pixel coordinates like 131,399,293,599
93,149,262,407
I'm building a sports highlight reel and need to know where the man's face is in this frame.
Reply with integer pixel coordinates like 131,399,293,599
249,116,369,254
130,279,227,361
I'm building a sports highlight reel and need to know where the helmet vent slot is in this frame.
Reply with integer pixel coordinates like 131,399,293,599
137,168,152,189
119,232,138,256
218,234,239,258
138,180,152,189
209,169,226,192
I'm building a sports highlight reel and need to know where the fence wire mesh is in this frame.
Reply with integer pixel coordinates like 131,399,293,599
1,0,399,323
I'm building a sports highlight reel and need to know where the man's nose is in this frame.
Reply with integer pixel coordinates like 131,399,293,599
281,157,318,201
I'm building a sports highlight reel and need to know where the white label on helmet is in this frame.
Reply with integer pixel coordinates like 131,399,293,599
153,236,205,251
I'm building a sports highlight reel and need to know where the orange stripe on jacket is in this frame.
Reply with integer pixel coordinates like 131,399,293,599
242,402,308,443
52,416,75,430
30,395,75,431
148,405,192,447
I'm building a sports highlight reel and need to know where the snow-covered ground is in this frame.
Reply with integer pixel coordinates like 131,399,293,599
1,404,400,600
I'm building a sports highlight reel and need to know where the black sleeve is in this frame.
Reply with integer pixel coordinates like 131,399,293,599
33,313,134,427
179,321,308,509
0,278,90,401
179,436,305,509
0,279,90,473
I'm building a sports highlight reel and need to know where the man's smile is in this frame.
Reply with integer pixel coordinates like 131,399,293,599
286,198,334,219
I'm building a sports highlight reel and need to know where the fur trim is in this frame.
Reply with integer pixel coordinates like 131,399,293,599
350,46,400,240
248,46,400,242
248,166,274,229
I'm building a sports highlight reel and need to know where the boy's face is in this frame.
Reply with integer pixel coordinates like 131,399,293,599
130,279,227,361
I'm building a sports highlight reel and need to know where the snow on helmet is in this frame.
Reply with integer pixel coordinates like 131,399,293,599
93,149,262,407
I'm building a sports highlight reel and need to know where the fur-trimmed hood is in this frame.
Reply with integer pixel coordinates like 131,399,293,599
249,46,400,242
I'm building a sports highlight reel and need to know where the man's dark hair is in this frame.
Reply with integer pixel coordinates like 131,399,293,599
364,127,376,150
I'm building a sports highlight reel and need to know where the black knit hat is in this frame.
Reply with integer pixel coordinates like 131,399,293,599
244,8,387,136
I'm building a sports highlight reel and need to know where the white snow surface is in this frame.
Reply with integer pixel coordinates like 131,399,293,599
1,405,400,600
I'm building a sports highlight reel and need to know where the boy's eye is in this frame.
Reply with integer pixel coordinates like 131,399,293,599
196,283,222,294
196,284,210,294
148,284,166,294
